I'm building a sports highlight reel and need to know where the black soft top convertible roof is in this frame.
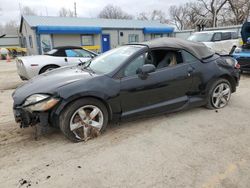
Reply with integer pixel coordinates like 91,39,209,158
140,37,215,60
54,46,83,50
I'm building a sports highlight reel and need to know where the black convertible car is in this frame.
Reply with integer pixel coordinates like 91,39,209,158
12,38,240,142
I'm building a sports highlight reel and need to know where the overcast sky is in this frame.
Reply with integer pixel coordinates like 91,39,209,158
0,0,188,25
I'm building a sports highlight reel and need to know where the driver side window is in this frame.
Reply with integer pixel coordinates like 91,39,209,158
213,33,222,41
124,54,146,77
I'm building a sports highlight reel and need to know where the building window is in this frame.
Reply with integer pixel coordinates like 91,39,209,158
22,37,27,48
29,35,33,48
81,35,94,46
128,34,139,43
40,34,52,54
152,34,163,39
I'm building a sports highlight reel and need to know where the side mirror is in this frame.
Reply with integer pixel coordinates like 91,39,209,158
137,64,156,79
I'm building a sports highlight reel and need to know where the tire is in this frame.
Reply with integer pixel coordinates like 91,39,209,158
59,98,108,142
39,65,59,74
205,78,232,109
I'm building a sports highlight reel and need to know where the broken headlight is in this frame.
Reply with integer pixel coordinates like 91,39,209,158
23,94,59,112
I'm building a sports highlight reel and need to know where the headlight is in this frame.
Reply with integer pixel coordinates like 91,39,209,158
23,94,59,112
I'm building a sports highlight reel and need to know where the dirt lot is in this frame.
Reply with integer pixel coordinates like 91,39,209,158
0,60,250,188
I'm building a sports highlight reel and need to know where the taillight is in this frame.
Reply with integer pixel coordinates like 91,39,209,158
235,62,240,69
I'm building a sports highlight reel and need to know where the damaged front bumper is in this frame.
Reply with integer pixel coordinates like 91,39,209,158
13,108,49,128
12,94,60,128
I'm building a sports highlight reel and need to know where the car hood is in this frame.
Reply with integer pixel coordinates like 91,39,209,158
12,66,97,106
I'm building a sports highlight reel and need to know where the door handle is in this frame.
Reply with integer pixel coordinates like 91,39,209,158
187,66,194,73
187,66,195,76
64,58,68,62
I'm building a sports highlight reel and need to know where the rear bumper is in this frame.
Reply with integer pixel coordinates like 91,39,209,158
16,61,30,80
13,108,49,128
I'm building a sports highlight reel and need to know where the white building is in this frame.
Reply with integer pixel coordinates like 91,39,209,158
19,15,174,55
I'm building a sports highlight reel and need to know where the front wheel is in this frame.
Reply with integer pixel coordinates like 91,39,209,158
206,79,232,109
59,98,108,142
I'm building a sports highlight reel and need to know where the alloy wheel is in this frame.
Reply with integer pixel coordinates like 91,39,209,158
212,83,231,108
69,105,104,140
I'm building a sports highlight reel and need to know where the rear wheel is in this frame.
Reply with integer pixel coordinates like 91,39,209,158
206,79,232,109
59,98,108,142
39,65,59,74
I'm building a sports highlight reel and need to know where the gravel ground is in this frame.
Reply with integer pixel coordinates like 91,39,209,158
0,61,250,188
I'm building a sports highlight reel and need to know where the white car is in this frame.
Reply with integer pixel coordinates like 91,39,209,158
188,30,240,54
16,46,97,80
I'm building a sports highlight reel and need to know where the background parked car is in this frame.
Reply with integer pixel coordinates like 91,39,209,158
188,30,239,54
232,22,250,73
16,46,97,80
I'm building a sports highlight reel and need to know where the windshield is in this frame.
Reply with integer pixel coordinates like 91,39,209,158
188,33,213,42
88,45,144,74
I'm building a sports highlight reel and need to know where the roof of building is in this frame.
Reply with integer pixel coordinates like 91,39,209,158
20,15,174,34
141,37,215,59
0,35,20,47
22,15,173,29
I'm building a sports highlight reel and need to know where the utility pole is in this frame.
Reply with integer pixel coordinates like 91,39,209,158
74,2,77,17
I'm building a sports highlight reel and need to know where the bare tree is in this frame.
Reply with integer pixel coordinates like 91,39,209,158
58,7,74,17
22,6,37,16
137,12,150,21
197,0,227,27
0,24,4,35
227,0,250,25
169,4,189,30
0,20,18,35
138,10,170,24
98,5,133,19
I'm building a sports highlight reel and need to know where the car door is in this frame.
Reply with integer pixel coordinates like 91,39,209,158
65,49,93,65
211,32,222,52
119,50,193,119
218,32,233,53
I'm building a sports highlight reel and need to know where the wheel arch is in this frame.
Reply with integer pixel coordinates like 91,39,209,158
52,95,113,127
39,64,60,74
204,74,236,97
218,74,236,93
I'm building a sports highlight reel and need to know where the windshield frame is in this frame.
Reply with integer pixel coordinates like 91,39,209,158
86,45,147,77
